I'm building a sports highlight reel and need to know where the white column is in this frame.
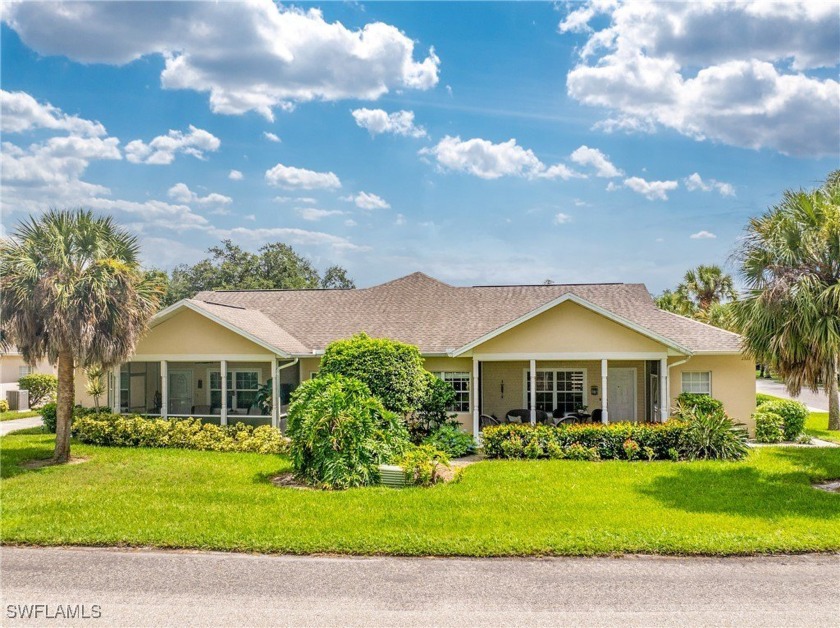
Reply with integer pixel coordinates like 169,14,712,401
472,356,480,438
160,360,168,419
601,358,609,424
111,365,121,413
660,357,669,422
529,359,537,425
271,358,280,429
220,360,228,426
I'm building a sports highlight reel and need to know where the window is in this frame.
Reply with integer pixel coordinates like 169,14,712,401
525,369,586,415
433,372,470,412
209,370,261,412
681,371,711,395
18,366,32,378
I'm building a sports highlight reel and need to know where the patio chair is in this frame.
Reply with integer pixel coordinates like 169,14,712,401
590,409,603,424
506,409,549,424
479,414,500,430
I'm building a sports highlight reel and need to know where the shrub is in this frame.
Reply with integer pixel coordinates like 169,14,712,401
399,444,449,486
406,373,457,441
423,423,476,458
0,399,8,413
482,422,687,461
17,373,58,407
73,414,289,454
755,393,777,406
40,402,58,432
678,407,748,460
287,373,410,489
674,392,724,419
319,333,427,415
623,438,641,461
754,411,784,444
756,399,808,441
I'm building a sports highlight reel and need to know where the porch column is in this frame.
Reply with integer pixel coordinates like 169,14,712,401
271,358,280,429
660,357,669,422
472,356,480,438
601,359,609,424
220,360,228,426
160,360,168,419
529,359,537,425
111,365,121,413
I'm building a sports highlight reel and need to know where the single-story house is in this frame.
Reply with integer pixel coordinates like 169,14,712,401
1,348,55,407
77,272,756,434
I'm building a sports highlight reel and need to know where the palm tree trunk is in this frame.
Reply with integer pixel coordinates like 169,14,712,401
828,357,840,432
53,349,75,464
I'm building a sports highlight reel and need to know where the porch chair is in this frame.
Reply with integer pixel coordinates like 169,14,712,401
506,409,549,424
590,409,603,424
479,414,500,430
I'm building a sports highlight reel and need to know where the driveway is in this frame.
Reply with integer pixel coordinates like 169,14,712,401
756,379,830,411
0,415,42,436
1,547,838,627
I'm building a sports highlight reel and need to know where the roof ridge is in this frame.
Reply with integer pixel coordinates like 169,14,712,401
196,299,247,310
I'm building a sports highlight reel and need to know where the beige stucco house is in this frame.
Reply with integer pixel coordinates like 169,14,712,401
1,349,55,406
83,272,756,434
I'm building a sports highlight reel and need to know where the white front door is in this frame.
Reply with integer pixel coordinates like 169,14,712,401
608,367,637,422
168,369,193,415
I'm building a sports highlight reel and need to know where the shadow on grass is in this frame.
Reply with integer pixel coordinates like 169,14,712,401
638,457,840,521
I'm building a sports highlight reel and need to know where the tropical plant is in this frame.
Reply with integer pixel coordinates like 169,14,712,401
0,399,8,413
84,366,105,412
732,171,840,430
318,333,428,415
678,407,748,461
754,411,784,444
679,265,737,312
0,210,163,463
422,423,476,458
406,372,457,441
755,399,808,441
673,392,724,418
17,372,57,406
654,289,696,317
399,444,450,486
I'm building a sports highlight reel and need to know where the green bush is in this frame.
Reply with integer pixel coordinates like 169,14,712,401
319,333,427,415
678,407,748,460
18,373,58,407
674,392,724,419
755,393,777,406
73,414,289,454
399,444,449,486
40,402,58,432
756,399,808,440
422,423,476,458
754,411,785,443
407,373,457,441
0,399,8,413
482,422,686,461
287,373,411,489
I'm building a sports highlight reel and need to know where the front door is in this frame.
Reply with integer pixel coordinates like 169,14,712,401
168,369,193,415
608,367,637,422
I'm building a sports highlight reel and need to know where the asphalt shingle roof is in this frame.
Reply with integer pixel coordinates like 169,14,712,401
191,272,743,355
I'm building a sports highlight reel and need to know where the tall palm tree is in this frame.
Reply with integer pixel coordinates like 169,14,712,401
0,210,162,462
679,265,737,311
732,172,840,430
654,288,697,317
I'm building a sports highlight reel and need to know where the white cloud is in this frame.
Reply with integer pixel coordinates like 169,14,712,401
623,176,679,200
263,132,281,143
167,183,232,207
346,191,390,210
213,226,367,252
3,3,439,120
395,213,406,226
563,1,840,156
228,170,243,181
265,164,342,190
344,218,358,227
273,196,318,204
351,108,427,138
569,145,623,178
1,89,106,136
125,126,220,165
420,136,584,180
684,172,735,197
554,212,572,224
690,230,717,239
296,207,344,221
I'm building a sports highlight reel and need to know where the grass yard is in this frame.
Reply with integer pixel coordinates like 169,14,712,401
806,412,840,444
2,428,839,556
0,410,40,421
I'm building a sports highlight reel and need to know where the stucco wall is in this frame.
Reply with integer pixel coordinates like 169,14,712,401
1,355,55,402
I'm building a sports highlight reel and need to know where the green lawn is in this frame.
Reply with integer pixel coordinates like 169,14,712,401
806,412,840,444
0,410,40,421
2,428,839,556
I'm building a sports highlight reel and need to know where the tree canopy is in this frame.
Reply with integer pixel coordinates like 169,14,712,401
654,265,738,330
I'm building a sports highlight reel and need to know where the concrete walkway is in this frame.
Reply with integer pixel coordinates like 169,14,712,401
756,379,830,412
0,415,42,436
1,547,838,627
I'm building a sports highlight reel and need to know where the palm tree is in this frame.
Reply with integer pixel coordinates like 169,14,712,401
0,210,162,463
732,172,840,430
679,265,737,312
655,288,697,317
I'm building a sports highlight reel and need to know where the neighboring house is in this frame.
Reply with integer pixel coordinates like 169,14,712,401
0,349,55,403
79,272,756,433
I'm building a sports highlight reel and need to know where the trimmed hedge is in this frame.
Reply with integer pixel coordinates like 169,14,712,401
755,393,777,406
482,422,686,461
756,399,808,440
73,414,289,454
674,393,724,418
754,411,784,444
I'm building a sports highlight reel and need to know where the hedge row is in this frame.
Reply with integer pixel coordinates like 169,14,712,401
73,414,290,455
482,422,687,461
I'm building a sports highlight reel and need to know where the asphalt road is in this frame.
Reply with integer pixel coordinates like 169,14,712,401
0,416,42,436
756,379,830,412
1,547,838,627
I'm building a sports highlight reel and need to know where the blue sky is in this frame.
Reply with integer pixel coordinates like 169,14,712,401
2,1,838,292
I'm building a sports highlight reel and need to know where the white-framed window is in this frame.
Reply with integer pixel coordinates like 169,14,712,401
524,369,586,415
433,372,470,412
18,366,32,378
209,369,261,412
681,371,711,395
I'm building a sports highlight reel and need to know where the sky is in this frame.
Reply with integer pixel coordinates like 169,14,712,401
1,1,838,293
